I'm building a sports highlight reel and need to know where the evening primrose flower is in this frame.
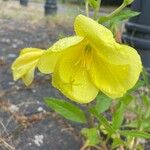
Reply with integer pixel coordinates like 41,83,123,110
11,48,45,86
12,15,142,104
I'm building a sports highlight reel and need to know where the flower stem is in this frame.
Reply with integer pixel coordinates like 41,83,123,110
106,2,126,18
86,104,94,128
85,0,89,17
93,0,101,20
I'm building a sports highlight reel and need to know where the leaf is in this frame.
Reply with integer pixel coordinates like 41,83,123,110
95,93,112,114
99,114,115,135
112,101,125,130
45,97,87,123
99,9,140,24
99,9,140,33
120,130,150,139
89,108,114,135
142,95,150,107
111,138,125,149
128,79,145,94
119,94,133,106
81,128,100,146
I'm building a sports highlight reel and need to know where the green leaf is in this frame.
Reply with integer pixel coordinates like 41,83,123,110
99,9,140,33
45,97,87,123
111,138,125,149
95,93,112,114
128,79,145,94
142,95,150,107
119,94,133,105
120,130,150,139
99,114,115,135
99,9,140,24
81,128,100,146
89,108,114,135
112,101,125,130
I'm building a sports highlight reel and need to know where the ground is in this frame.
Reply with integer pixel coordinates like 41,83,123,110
0,1,82,150
0,1,150,150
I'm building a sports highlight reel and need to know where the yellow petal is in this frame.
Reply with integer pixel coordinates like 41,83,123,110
52,43,99,103
20,48,44,55
37,51,62,74
74,15,130,65
89,45,142,99
38,36,84,74
117,44,142,89
48,36,84,52
11,48,44,81
74,15,115,49
22,67,35,86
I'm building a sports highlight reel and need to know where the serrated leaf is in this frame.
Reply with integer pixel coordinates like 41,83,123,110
111,138,125,149
120,130,150,139
112,102,125,130
89,108,114,135
81,128,100,146
45,97,87,123
99,114,115,135
95,93,112,114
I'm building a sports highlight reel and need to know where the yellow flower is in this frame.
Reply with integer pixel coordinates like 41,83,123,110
11,48,45,86
12,15,142,104
38,15,142,103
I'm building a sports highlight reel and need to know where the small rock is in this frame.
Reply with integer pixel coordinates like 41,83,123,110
33,135,44,147
9,104,19,113
37,107,44,112
7,53,16,58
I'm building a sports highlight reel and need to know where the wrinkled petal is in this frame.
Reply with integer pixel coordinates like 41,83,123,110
11,48,44,81
38,36,84,74
22,67,35,86
89,45,142,99
52,44,98,103
74,15,129,65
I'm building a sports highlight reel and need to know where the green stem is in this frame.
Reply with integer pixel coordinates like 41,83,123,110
107,2,126,18
85,0,89,17
93,0,101,20
86,104,94,128
99,1,126,23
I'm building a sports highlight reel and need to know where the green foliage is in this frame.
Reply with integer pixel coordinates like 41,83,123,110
120,130,150,139
111,138,125,149
45,97,87,123
87,0,99,9
81,128,100,146
99,9,140,33
112,101,125,130
95,93,112,114
123,0,134,5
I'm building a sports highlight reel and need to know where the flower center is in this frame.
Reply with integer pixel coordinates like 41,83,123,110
75,44,93,70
